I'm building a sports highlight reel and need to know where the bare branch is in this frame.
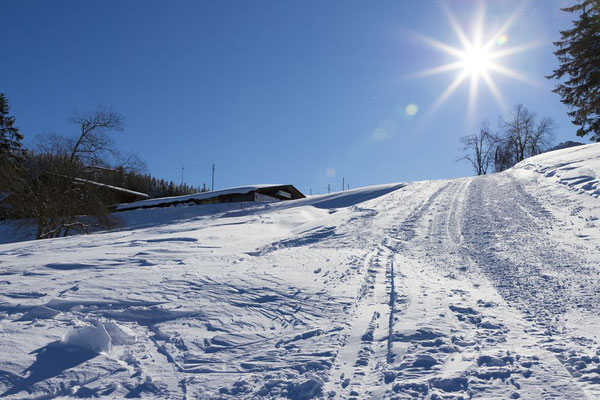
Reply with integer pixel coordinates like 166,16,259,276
68,105,124,165
458,120,495,175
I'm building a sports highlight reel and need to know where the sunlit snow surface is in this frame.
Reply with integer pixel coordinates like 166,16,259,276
1,144,599,399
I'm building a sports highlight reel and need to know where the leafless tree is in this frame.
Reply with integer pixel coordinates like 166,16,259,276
11,106,129,239
458,120,496,175
494,104,556,172
34,132,72,158
529,117,556,157
68,105,124,166
498,104,537,164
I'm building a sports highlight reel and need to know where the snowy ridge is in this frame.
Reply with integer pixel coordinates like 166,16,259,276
0,146,599,398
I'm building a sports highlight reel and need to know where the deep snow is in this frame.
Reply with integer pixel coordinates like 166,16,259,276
0,144,599,399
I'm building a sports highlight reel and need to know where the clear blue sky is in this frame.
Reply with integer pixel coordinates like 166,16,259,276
1,0,581,194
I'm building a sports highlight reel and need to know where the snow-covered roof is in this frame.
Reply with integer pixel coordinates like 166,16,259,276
74,178,151,199
115,184,297,211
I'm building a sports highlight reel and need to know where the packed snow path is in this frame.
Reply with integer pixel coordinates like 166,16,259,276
1,144,599,399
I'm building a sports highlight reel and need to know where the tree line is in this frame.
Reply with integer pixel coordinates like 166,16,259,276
0,96,206,239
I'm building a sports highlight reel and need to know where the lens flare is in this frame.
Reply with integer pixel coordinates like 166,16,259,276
405,103,419,116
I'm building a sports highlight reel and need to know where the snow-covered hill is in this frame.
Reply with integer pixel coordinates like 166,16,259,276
1,144,599,399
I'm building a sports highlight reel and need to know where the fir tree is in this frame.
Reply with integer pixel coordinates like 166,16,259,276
548,0,600,141
0,93,25,203
0,93,24,161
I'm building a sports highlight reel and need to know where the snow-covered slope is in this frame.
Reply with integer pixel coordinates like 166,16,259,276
1,145,599,399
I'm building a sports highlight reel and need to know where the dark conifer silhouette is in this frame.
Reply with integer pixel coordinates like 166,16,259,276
548,0,600,141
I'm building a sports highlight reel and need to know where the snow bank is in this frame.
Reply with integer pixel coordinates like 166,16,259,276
515,142,600,197
292,183,404,210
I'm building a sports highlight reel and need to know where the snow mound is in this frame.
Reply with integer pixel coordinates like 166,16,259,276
61,321,136,353
516,142,600,197
62,323,112,353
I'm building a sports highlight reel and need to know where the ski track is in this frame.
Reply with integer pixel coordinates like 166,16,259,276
1,147,600,399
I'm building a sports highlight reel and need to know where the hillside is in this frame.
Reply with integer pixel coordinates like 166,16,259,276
0,144,599,399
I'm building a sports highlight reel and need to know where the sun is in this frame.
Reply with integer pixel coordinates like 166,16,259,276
413,4,539,118
461,47,491,75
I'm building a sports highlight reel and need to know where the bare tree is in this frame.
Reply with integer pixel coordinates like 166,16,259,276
458,120,496,175
529,117,556,157
498,104,536,164
34,131,72,158
493,104,556,172
494,135,516,173
10,106,130,239
68,105,124,166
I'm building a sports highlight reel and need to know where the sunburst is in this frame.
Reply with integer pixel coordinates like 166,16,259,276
414,4,540,119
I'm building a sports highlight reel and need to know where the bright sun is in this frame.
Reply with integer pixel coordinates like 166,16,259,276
414,4,539,118
461,47,491,75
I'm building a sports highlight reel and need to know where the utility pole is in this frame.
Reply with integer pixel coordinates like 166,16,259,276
327,184,330,193
211,164,215,191
347,184,349,191
342,177,345,191
181,164,184,186
310,188,312,195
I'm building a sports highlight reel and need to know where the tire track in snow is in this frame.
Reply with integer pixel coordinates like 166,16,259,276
374,178,588,399
429,177,588,399
462,173,600,397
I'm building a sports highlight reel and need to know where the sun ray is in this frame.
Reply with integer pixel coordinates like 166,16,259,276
416,69,470,129
483,3,528,51
410,61,465,78
467,73,480,124
487,41,542,60
486,62,542,87
418,34,466,59
431,70,470,112
481,70,508,110
442,5,471,50
471,3,485,49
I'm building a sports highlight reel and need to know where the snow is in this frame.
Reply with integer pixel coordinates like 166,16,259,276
62,323,112,353
1,144,600,398
516,143,600,197
74,178,151,199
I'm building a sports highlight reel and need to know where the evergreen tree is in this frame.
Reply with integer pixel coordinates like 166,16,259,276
0,93,24,162
548,0,600,141
0,93,25,206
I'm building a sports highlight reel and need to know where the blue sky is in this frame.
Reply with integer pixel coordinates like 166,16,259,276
1,0,580,194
